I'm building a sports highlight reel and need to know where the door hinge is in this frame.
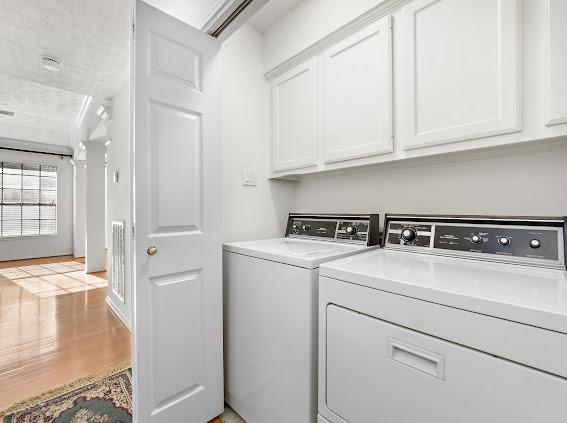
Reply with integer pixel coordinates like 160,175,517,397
131,223,135,238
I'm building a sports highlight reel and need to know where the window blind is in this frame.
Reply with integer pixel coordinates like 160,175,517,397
0,162,57,237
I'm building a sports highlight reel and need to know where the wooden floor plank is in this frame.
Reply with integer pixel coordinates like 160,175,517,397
0,255,130,412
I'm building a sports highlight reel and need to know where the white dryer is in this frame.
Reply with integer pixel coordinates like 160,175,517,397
223,213,380,423
318,214,567,423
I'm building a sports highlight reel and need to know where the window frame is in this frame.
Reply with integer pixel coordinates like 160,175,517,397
0,161,58,239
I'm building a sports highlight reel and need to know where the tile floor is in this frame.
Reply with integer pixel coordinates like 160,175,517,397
0,260,107,297
220,406,246,423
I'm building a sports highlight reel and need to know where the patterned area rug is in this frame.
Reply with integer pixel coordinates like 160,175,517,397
2,368,132,423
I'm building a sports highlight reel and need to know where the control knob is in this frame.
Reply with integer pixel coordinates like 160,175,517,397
345,226,357,236
292,223,300,232
529,239,541,249
498,236,511,246
471,235,482,244
401,227,417,243
302,224,311,232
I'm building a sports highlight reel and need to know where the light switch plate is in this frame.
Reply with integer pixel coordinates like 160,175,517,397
241,168,257,186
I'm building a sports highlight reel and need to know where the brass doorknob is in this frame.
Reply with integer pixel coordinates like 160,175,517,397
147,246,158,256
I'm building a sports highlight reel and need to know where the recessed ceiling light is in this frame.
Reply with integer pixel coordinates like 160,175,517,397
40,55,63,72
97,104,112,121
0,110,15,116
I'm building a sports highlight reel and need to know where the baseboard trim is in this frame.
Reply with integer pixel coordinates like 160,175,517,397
105,296,131,331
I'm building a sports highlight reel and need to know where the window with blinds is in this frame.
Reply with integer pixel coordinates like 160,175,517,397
0,162,57,237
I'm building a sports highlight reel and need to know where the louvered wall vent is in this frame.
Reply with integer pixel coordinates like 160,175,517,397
111,220,126,303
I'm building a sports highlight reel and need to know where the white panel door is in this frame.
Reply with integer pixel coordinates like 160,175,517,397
323,17,393,163
398,0,521,150
272,58,318,172
545,0,567,126
133,2,223,422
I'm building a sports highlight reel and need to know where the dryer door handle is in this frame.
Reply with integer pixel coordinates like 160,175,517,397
387,337,445,380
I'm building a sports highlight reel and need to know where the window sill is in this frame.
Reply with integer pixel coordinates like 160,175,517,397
0,234,58,240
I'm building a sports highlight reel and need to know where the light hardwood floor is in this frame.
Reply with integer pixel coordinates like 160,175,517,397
0,255,130,412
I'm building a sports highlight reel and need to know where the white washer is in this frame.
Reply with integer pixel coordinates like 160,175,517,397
318,214,567,423
223,213,380,423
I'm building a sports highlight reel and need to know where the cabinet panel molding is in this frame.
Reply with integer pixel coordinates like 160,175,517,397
322,16,393,164
398,0,522,150
545,0,567,126
271,58,319,172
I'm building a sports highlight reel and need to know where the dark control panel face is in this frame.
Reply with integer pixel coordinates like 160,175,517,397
286,214,379,246
384,215,566,269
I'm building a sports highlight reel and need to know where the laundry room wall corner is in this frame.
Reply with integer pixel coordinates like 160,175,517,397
222,23,297,243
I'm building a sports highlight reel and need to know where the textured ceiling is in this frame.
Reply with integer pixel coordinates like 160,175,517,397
0,0,131,147
248,0,303,32
0,74,87,146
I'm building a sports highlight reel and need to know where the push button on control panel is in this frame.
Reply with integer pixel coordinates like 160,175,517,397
498,236,511,246
471,235,482,244
530,239,541,249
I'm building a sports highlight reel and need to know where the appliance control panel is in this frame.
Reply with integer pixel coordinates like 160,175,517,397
384,215,566,269
286,214,380,246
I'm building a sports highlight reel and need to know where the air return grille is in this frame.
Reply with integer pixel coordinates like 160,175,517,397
111,220,126,303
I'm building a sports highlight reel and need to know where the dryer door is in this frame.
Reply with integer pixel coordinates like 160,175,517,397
324,304,567,423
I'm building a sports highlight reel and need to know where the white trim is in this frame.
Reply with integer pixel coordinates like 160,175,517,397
0,137,73,156
106,295,131,330
264,0,412,80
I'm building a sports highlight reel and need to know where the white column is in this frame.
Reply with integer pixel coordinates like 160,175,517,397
85,141,107,273
73,160,87,257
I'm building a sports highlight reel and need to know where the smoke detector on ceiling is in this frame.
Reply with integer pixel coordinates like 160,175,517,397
40,56,63,72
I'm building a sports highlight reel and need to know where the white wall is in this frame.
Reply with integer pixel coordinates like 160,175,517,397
262,0,386,71
0,149,73,261
294,143,567,228
222,24,296,242
142,0,219,28
85,140,107,272
106,80,132,327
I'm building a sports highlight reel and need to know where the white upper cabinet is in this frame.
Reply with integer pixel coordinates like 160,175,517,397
398,0,521,150
271,58,318,172
546,0,567,126
322,17,393,163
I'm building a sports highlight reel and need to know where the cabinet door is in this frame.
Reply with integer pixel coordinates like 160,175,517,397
271,58,318,172
545,0,567,126
322,17,393,163
398,0,521,150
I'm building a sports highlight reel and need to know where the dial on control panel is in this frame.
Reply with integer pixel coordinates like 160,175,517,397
471,235,482,244
346,226,357,236
401,227,417,243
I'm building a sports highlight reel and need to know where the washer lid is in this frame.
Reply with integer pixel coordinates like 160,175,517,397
223,238,376,269
320,249,567,334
